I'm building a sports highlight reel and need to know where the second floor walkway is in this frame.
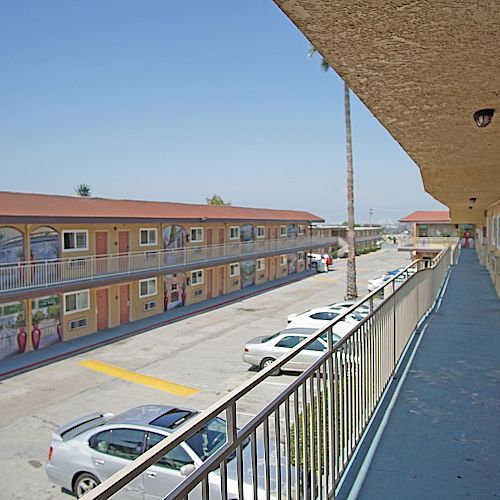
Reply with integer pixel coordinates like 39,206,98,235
0,235,337,300
354,249,500,499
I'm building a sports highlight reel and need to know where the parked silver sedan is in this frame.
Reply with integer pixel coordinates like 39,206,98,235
46,405,260,499
242,327,342,374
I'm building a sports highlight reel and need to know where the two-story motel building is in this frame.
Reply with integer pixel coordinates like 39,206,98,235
0,191,338,361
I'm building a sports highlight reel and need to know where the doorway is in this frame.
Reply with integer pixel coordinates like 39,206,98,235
96,288,109,331
119,284,129,325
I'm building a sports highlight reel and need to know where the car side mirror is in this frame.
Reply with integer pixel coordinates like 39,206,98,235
180,463,196,477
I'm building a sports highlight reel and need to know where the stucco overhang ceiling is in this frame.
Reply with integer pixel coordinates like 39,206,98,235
274,0,500,223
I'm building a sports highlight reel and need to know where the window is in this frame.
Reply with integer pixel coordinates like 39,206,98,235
297,251,304,261
229,263,240,277
191,269,204,285
190,227,204,243
276,336,306,349
69,318,87,330
139,278,157,298
194,289,203,296
280,255,287,266
310,311,339,321
256,259,265,271
298,225,305,235
280,225,287,237
62,230,88,251
257,226,265,238
89,429,145,461
140,228,157,247
64,290,90,314
146,432,194,470
305,340,327,352
229,226,240,240
144,301,157,311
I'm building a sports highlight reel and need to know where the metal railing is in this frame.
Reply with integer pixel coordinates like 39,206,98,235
398,236,460,251
0,236,335,294
83,242,458,500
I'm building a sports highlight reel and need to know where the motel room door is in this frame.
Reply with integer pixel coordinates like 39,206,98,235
118,231,129,271
206,269,213,299
96,288,109,331
119,284,129,324
207,228,213,258
219,266,225,296
95,231,108,274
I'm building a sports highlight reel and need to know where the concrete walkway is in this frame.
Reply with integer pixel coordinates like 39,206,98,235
357,250,500,499
0,270,314,380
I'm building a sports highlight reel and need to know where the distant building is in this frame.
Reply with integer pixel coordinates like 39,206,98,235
0,191,337,361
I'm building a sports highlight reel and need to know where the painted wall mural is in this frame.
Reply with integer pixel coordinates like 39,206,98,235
287,224,298,238
31,295,63,350
163,225,186,250
30,226,60,261
240,224,256,242
288,253,297,274
163,273,186,311
163,225,186,265
0,301,26,360
0,227,25,264
241,260,256,288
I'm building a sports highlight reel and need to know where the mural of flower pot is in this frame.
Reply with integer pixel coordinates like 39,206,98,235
31,326,41,350
17,327,27,353
57,321,63,342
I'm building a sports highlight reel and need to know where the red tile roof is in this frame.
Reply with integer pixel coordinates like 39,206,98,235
400,210,451,223
0,191,323,223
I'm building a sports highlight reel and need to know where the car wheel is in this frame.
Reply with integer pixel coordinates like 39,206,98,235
311,261,318,269
74,472,100,498
260,357,280,375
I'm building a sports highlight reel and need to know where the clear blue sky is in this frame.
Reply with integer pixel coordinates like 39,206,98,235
0,0,446,224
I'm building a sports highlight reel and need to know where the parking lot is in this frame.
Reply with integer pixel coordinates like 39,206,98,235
0,245,410,499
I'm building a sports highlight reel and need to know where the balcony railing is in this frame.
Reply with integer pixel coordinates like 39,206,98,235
82,241,459,500
0,236,336,294
398,236,460,251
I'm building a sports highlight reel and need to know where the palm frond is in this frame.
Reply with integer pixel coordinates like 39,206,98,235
320,58,330,72
307,46,317,59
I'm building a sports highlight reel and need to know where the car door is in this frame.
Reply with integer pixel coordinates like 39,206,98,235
142,431,202,500
88,427,146,499
292,338,327,371
273,335,307,371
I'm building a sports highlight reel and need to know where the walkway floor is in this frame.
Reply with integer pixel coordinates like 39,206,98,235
357,250,500,499
0,270,314,380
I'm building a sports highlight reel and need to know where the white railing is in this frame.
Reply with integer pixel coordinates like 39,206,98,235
82,242,459,500
398,236,460,250
0,236,335,294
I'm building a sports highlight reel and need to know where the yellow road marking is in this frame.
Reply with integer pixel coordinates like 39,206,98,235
78,360,199,397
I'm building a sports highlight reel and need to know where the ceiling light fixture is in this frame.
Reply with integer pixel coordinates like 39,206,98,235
474,108,495,127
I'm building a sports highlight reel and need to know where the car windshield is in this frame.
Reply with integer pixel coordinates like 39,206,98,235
186,417,227,461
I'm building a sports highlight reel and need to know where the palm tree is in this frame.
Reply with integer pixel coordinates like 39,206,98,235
75,184,92,197
308,47,358,299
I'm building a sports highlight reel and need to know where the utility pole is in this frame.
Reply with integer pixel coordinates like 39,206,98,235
369,208,374,227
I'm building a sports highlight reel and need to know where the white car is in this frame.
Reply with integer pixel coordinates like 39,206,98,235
329,301,370,318
286,307,360,336
367,268,416,292
307,253,328,273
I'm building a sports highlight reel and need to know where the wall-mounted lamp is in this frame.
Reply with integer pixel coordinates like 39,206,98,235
468,206,473,210
474,108,495,127
469,197,477,204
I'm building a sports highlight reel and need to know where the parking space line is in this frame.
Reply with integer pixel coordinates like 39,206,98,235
78,360,200,397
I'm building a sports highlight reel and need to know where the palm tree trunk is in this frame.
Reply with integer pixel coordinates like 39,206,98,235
344,82,358,300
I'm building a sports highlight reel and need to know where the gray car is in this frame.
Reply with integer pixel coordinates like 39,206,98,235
242,327,342,374
46,405,267,499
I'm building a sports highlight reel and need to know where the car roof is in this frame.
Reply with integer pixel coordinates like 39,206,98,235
107,405,197,430
278,327,316,335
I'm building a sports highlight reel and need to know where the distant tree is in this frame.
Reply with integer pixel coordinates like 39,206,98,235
206,194,231,206
75,184,92,197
